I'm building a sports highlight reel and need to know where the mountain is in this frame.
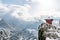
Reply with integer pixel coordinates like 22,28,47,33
3,14,42,30
0,18,15,31
19,29,38,40
10,28,38,40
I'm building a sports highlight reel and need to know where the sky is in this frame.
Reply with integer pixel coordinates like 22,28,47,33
0,0,60,30
0,0,60,21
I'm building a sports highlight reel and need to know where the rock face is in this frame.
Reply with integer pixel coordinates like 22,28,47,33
0,18,15,40
38,23,60,40
0,29,9,40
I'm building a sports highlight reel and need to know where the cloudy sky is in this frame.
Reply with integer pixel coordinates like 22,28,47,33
0,0,60,21
0,0,60,30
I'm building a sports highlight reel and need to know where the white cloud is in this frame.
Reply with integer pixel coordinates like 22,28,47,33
0,0,60,21
0,3,9,15
8,4,35,21
29,0,60,18
0,1,36,21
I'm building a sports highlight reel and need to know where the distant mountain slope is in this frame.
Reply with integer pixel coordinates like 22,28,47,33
19,29,38,40
0,18,15,31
